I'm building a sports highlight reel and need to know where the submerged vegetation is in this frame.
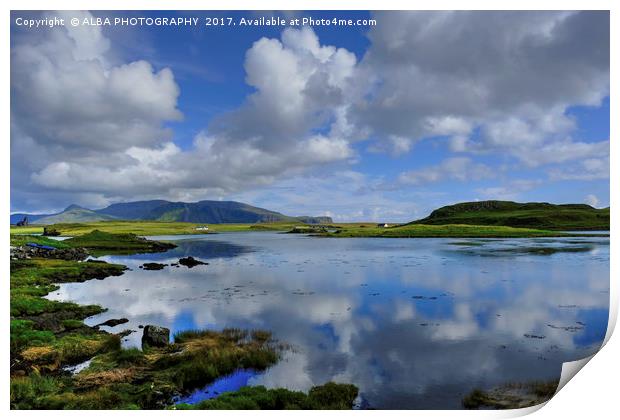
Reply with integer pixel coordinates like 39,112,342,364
453,245,597,257
462,379,559,409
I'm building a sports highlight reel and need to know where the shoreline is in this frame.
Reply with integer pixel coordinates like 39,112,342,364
9,232,359,409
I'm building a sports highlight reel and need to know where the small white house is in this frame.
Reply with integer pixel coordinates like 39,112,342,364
378,223,390,228
195,226,209,231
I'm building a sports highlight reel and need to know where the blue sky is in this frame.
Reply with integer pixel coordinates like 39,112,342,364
10,11,609,221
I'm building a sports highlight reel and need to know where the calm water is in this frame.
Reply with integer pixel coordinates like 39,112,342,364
49,232,609,409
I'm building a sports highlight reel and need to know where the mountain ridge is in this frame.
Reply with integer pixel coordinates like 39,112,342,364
10,199,333,225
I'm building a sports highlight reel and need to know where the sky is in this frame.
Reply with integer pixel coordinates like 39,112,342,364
10,10,610,221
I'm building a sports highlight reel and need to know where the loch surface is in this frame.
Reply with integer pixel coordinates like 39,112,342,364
49,232,609,409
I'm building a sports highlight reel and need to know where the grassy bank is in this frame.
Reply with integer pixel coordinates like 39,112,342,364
10,234,71,248
11,328,282,409
316,224,603,238
10,258,126,373
176,382,359,410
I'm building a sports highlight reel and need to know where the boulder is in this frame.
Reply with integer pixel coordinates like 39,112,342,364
96,318,129,327
142,325,170,348
178,256,208,268
140,262,167,271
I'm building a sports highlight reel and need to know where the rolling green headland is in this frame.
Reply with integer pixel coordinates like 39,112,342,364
411,201,609,231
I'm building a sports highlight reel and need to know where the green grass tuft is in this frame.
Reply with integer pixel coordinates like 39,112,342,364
177,382,359,410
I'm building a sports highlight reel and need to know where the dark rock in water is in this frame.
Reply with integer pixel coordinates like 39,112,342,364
138,325,144,329
96,318,129,328
140,262,168,271
86,258,108,264
178,256,208,268
142,325,170,348
524,333,546,339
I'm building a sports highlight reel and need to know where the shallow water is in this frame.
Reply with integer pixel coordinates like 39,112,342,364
49,232,609,409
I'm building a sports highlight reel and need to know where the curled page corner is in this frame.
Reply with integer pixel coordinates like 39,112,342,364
602,287,618,347
506,401,549,417
556,354,595,393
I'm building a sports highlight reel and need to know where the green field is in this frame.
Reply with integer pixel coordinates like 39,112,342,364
11,221,303,236
412,201,610,231
10,225,45,235
318,224,605,238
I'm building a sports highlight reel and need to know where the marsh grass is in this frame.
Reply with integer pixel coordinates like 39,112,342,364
156,328,279,391
176,382,359,410
10,258,125,373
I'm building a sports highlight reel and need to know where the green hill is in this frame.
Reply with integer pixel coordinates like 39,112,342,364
410,200,609,231
34,206,117,225
97,200,301,224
